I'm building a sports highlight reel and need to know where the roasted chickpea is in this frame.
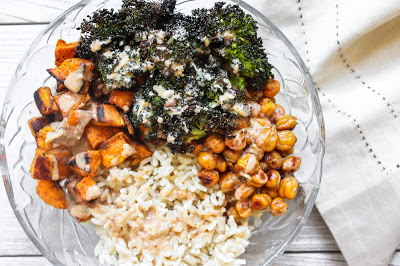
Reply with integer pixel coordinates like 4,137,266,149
206,134,225,154
270,104,286,123
282,156,301,172
265,169,281,191
250,118,272,128
259,98,275,117
226,206,243,223
245,143,264,161
219,171,240,193
276,130,297,151
265,150,282,169
248,169,268,187
192,141,205,155
276,115,298,131
236,154,259,174
198,169,219,188
256,127,278,152
251,193,272,210
234,118,249,130
260,187,279,198
215,155,228,173
235,182,256,200
235,198,253,218
263,79,280,98
223,148,243,164
278,176,298,200
279,147,294,158
270,197,288,216
198,152,217,170
249,101,262,118
259,160,269,172
225,130,246,151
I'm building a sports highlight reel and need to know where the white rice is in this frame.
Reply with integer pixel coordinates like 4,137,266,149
90,145,251,265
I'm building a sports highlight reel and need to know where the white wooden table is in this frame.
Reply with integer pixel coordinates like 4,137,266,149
1,1,399,265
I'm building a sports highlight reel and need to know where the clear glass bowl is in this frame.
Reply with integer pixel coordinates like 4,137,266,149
0,0,325,265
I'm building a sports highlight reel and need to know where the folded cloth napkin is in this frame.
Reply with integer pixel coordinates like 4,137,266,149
246,0,400,265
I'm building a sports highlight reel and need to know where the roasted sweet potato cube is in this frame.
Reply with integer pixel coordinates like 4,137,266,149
129,139,152,165
92,104,125,127
28,115,54,136
108,90,135,112
55,39,78,66
35,125,56,151
68,150,102,177
100,132,151,167
30,149,59,181
84,123,120,149
34,87,59,116
36,180,67,209
47,58,95,94
99,132,133,167
76,177,101,201
68,177,101,202
48,147,72,180
54,91,90,117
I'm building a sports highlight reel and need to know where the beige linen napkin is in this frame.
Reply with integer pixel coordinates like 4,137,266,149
247,0,400,265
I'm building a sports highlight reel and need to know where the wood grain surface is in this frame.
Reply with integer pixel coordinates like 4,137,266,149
0,1,399,265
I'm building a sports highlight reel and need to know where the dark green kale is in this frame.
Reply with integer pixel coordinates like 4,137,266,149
186,2,274,90
76,0,274,153
76,0,165,56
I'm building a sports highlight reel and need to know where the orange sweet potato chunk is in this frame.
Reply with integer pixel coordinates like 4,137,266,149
47,58,95,94
84,123,120,149
76,176,101,201
99,132,130,168
99,132,151,168
92,104,125,127
36,180,67,209
128,139,153,165
68,150,102,177
30,149,58,181
33,87,59,116
55,39,78,66
35,125,56,151
28,115,54,136
108,90,135,112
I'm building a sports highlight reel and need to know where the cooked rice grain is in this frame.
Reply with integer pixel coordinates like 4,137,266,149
90,145,251,265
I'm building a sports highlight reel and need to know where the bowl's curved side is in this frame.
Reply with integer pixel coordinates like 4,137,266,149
0,1,100,265
0,0,325,265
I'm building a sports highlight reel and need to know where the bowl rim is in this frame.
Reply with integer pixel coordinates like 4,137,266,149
0,0,325,265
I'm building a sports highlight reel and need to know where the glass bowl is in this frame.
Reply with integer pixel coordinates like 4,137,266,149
0,0,325,265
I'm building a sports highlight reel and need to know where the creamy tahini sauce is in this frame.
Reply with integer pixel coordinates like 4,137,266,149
49,153,59,181
45,110,92,146
121,143,135,158
85,185,101,201
75,153,90,172
57,91,88,114
64,63,85,93
70,203,91,220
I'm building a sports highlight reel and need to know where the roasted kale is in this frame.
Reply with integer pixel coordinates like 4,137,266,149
76,0,274,153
